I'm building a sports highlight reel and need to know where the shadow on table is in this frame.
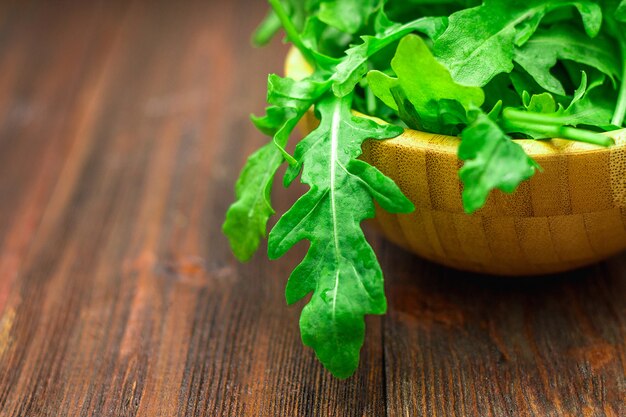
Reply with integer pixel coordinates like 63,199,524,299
381,239,626,304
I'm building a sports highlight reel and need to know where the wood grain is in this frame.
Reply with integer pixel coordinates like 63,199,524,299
0,1,623,416
363,129,626,276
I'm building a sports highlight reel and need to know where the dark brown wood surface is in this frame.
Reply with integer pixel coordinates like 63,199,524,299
0,1,624,416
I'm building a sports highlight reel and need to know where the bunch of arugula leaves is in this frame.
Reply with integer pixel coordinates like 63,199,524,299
224,0,626,378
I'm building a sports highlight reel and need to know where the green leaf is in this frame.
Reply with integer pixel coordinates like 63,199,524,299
252,0,320,47
222,143,282,261
607,1,626,126
269,0,340,69
252,9,282,46
318,0,378,34
509,73,616,130
567,71,589,110
524,92,557,113
459,111,539,213
256,74,330,159
514,25,620,96
487,100,504,119
300,16,354,57
510,67,545,98
224,75,327,261
268,95,412,378
390,86,469,134
278,0,324,32
383,0,482,24
332,15,447,97
367,35,485,113
502,73,618,139
615,0,626,21
433,0,603,86
563,86,617,127
482,73,523,109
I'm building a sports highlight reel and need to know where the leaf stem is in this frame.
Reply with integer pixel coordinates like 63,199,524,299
612,38,626,127
558,127,614,147
502,108,566,126
605,16,626,127
268,0,317,67
503,108,614,147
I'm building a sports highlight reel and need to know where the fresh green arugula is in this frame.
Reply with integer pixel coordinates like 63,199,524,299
331,14,447,97
618,0,626,19
513,25,619,96
270,94,412,378
223,74,328,260
432,0,603,86
367,35,484,118
459,111,540,212
318,0,378,34
224,0,626,378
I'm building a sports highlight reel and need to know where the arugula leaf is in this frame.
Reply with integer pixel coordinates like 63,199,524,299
615,0,626,20
268,94,412,378
502,75,618,141
332,14,447,97
567,70,589,110
367,35,485,114
385,0,481,22
280,0,323,32
253,0,324,47
605,2,626,126
254,0,329,49
252,9,282,46
510,66,546,98
390,86,469,135
222,143,282,261
524,92,558,114
433,0,603,86
560,72,616,127
257,74,330,158
300,16,354,58
224,75,327,261
269,0,340,69
481,73,523,109
459,111,540,213
514,25,620,96
318,0,378,34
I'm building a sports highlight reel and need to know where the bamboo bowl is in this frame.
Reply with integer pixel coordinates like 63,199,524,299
286,49,626,276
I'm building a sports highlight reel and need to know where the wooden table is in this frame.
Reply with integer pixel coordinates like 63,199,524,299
0,1,624,416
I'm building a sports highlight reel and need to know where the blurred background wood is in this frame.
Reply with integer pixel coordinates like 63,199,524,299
0,1,623,416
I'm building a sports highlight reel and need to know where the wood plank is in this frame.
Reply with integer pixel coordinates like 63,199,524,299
0,1,385,416
381,244,626,417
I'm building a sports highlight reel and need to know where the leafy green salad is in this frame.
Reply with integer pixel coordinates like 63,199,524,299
223,0,626,378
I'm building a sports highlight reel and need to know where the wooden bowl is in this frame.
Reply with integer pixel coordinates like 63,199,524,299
286,49,626,276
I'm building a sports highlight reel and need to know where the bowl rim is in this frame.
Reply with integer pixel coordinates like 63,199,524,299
284,47,626,159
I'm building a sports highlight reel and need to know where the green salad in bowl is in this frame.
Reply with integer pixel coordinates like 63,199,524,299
223,0,626,378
